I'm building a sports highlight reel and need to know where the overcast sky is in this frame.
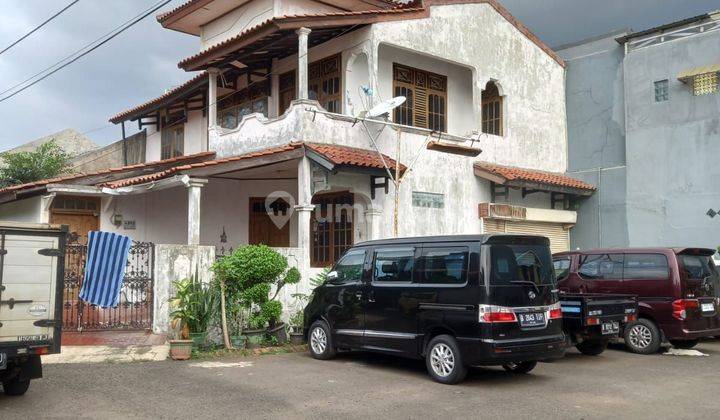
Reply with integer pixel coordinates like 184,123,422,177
1,0,718,150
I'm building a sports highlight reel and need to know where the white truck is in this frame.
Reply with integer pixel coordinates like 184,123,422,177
0,222,66,396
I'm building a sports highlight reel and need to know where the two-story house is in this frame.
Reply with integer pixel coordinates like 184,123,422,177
0,0,595,323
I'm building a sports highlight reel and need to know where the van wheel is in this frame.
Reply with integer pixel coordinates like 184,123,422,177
502,361,537,374
308,320,336,360
425,335,467,384
2,377,30,396
576,339,608,356
669,339,699,349
624,319,661,354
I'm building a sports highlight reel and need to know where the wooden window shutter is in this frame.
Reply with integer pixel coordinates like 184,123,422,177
392,63,446,131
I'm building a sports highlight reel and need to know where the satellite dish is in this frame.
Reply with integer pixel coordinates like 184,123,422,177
366,96,406,118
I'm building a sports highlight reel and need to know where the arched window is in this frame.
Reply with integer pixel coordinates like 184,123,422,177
482,81,503,136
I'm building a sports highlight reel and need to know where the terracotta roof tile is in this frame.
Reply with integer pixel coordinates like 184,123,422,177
99,142,403,189
306,142,406,172
102,143,305,188
474,162,596,191
0,151,215,195
109,71,207,123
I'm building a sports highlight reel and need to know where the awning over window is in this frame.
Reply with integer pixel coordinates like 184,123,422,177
473,162,596,196
677,64,720,82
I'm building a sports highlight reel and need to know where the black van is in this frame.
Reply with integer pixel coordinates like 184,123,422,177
303,234,566,384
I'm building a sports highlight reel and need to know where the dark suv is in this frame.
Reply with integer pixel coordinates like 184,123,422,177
303,235,566,384
554,248,720,354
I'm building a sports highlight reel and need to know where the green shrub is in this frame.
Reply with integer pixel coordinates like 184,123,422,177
212,245,302,332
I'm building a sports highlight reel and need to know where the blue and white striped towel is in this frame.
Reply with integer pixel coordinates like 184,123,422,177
79,231,133,308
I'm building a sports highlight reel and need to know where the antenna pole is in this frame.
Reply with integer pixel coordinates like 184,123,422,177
394,129,401,237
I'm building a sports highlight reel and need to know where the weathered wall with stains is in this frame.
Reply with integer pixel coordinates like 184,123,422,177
371,2,568,172
623,28,720,249
153,244,215,334
557,32,629,249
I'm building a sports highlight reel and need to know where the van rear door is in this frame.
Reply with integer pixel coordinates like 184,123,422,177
675,249,720,330
0,227,64,354
484,236,563,341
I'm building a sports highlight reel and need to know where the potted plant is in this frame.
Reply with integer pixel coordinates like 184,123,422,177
287,268,328,346
227,297,248,349
212,245,301,348
288,310,304,345
170,278,215,352
244,312,267,349
168,279,195,360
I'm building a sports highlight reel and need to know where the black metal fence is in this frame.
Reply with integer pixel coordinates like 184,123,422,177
62,240,155,331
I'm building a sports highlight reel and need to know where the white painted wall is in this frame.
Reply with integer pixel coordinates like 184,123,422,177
276,0,341,17
200,0,274,50
370,3,568,172
145,128,162,162
144,112,207,162
98,178,301,248
0,196,43,223
100,187,188,244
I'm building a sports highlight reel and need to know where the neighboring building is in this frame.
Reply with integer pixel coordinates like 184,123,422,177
1,128,146,175
1,128,99,161
68,130,147,173
558,10,720,250
0,0,595,324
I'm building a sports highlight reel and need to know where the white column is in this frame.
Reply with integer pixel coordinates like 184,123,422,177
187,178,208,245
270,57,280,117
207,68,219,129
296,27,311,100
295,157,314,271
365,208,383,240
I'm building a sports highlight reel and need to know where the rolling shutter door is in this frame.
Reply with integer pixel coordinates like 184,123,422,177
482,219,570,254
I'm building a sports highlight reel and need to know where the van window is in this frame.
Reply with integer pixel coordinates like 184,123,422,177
333,249,365,284
578,254,623,280
490,244,554,286
680,255,719,279
417,247,468,284
623,254,669,279
373,248,414,282
553,258,571,281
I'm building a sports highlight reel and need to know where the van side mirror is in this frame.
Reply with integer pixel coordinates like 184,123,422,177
326,270,339,283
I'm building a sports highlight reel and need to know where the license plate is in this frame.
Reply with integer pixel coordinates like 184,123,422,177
602,321,620,335
701,303,715,313
518,312,545,327
0,353,6,370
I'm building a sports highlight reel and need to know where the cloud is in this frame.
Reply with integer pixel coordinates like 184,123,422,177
0,0,717,150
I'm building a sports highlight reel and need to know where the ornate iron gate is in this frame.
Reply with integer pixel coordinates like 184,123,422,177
62,239,154,331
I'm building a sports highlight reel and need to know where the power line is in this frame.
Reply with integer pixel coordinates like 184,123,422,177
0,0,80,57
0,0,171,103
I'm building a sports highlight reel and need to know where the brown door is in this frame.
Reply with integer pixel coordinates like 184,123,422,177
49,196,100,244
248,197,290,247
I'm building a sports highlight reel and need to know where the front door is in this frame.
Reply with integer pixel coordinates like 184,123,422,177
325,248,367,349
49,196,100,243
248,197,290,247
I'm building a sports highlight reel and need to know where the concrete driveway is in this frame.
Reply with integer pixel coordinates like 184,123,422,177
2,341,720,419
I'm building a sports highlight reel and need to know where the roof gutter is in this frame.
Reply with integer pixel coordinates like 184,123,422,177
101,175,191,195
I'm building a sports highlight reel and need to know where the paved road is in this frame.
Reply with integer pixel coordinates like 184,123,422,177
3,341,720,419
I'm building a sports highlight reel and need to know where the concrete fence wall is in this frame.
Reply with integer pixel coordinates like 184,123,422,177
152,244,216,334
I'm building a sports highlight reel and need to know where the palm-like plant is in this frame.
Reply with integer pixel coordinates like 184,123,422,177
170,278,216,337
